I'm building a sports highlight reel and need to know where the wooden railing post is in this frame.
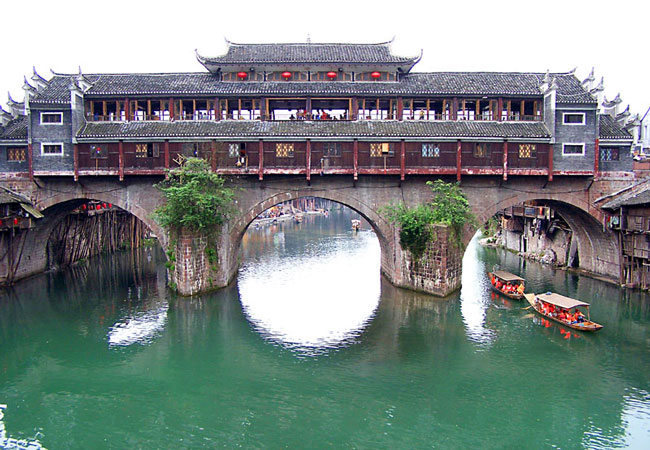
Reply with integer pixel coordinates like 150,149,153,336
456,140,462,182
258,139,264,180
306,139,311,181
118,140,124,181
400,139,405,180
503,140,508,181
353,139,358,180
74,144,79,181
548,144,554,181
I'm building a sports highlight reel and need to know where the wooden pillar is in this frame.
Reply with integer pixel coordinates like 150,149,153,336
164,140,170,171
306,98,312,119
258,139,264,180
103,101,107,118
456,140,462,182
118,140,124,181
169,97,174,120
264,98,269,121
214,97,220,121
594,138,600,177
400,139,405,181
125,98,130,121
211,140,217,172
306,139,311,181
453,97,458,121
502,140,508,181
352,98,358,120
497,98,503,121
548,144,554,181
74,144,79,181
397,97,404,121
28,143,33,181
353,139,358,180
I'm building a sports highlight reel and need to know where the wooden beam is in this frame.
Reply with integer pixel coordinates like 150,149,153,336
497,98,503,121
147,100,151,118
258,139,264,180
214,97,219,121
102,101,107,118
125,98,130,121
28,143,33,181
164,140,170,172
400,139,405,181
594,138,599,177
456,140,462,182
548,144,553,181
353,139,358,180
426,99,430,120
503,140,508,181
118,141,124,181
74,144,79,181
397,97,403,121
211,140,217,172
169,97,174,120
306,139,311,181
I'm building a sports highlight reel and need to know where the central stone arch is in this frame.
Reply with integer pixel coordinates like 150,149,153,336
225,187,399,288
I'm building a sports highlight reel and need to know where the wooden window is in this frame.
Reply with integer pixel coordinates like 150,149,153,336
228,143,241,158
562,113,585,125
40,112,63,124
90,145,108,159
276,143,294,158
422,143,440,158
323,143,341,157
600,147,619,161
562,144,584,156
7,147,26,162
370,143,393,157
41,144,63,155
518,144,537,159
135,143,160,158
473,143,491,158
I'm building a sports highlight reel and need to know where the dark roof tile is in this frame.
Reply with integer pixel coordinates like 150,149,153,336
77,119,550,140
0,115,28,141
599,114,633,140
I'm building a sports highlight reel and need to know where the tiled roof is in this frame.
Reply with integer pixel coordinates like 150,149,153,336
599,114,633,140
77,120,550,140
29,71,594,104
0,115,28,141
198,41,418,65
599,179,650,209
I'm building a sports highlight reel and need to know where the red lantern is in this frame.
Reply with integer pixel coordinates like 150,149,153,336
82,204,87,210
13,218,19,225
108,203,113,208
370,71,381,79
102,203,107,209
326,71,337,79
281,71,292,80
237,71,248,80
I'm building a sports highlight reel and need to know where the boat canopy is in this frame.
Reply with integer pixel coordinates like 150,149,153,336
492,271,525,282
536,292,590,309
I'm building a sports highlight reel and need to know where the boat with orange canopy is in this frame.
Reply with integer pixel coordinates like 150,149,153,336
524,292,603,332
487,270,525,299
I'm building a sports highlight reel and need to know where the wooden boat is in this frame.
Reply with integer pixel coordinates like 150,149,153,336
524,292,603,332
487,270,525,299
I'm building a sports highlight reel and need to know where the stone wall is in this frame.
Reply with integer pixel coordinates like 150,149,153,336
394,224,463,297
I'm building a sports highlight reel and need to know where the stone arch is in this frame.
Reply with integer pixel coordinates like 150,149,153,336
469,191,618,279
224,188,397,288
13,190,167,282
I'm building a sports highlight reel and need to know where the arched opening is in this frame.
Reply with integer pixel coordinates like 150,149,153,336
473,198,619,281
233,195,385,355
12,196,164,283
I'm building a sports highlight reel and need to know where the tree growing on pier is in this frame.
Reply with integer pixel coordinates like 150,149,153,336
383,180,475,257
154,158,234,233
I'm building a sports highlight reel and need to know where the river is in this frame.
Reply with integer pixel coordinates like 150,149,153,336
1,208,649,449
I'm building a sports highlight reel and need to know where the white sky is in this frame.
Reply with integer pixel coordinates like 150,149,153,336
2,0,649,117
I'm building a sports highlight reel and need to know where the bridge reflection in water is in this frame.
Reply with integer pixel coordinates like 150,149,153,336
0,208,649,448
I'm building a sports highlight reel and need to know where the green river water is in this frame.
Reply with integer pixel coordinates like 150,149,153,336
1,209,649,449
